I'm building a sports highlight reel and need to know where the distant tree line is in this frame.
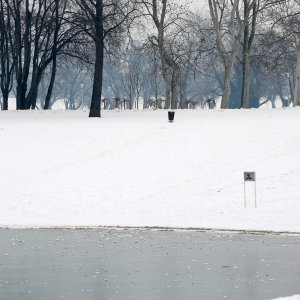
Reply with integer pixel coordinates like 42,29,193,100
0,0,299,116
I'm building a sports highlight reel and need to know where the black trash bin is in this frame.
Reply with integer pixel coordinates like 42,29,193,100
168,111,175,122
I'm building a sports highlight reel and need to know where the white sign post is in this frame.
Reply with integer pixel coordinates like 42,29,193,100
244,172,257,208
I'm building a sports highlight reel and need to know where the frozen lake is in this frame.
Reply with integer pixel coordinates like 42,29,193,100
0,229,299,300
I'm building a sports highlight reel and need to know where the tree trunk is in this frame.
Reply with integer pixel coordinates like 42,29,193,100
89,38,103,117
270,94,276,108
241,21,250,108
25,65,44,109
44,56,57,109
180,69,189,108
165,78,171,109
294,48,300,106
44,0,59,110
16,81,27,110
288,75,294,103
171,66,180,109
221,61,234,109
129,86,132,110
89,0,103,118
69,86,75,110
14,0,32,110
2,92,8,110
0,82,12,111
26,76,39,109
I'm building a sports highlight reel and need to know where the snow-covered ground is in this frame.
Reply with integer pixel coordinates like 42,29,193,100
0,108,300,232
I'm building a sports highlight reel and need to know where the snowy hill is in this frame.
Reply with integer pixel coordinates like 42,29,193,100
0,108,300,232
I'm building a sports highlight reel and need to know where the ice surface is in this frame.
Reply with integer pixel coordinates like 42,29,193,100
272,296,300,300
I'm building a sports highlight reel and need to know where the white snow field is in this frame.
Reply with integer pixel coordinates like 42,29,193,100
0,108,300,231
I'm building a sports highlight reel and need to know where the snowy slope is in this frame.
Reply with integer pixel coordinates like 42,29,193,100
0,108,300,232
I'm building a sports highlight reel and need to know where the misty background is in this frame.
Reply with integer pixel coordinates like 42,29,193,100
0,0,299,112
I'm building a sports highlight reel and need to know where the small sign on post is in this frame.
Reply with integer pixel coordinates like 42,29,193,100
244,172,257,208
244,172,255,182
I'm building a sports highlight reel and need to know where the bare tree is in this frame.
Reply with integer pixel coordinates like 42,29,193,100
73,0,136,117
262,0,300,106
140,0,189,109
178,12,215,107
295,48,300,105
208,0,255,108
5,0,81,110
290,1,300,106
275,0,300,106
11,0,32,109
0,0,14,110
44,0,66,109
240,0,259,108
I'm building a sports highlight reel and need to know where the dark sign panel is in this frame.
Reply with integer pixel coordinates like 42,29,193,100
244,172,256,182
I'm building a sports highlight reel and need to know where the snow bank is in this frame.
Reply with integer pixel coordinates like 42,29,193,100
1,108,300,231
271,296,300,300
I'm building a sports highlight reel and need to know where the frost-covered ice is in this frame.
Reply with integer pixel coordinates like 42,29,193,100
272,296,300,300
0,108,300,232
